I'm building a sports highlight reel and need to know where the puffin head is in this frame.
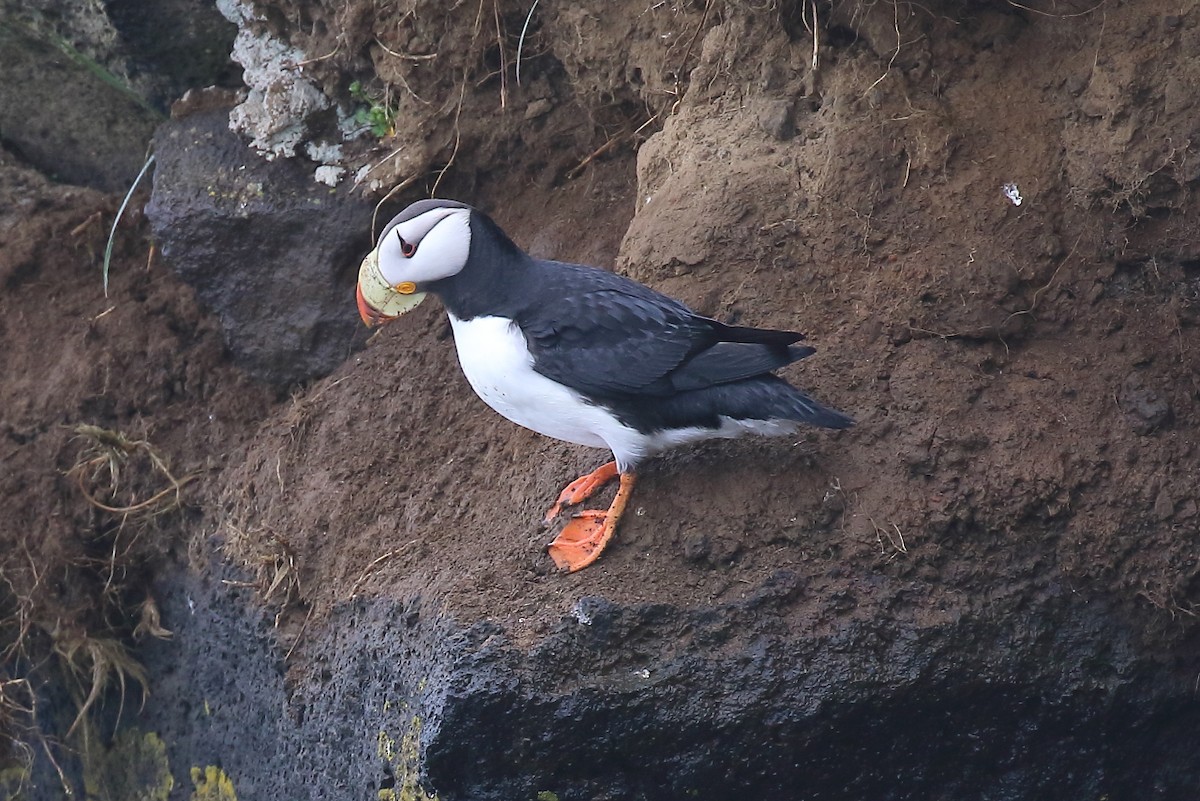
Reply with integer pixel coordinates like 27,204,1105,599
356,199,473,327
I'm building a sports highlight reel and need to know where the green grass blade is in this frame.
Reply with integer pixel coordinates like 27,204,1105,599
104,154,155,297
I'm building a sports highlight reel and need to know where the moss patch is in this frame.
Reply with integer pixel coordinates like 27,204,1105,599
83,729,173,801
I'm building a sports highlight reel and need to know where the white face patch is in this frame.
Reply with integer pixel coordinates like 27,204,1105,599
377,207,472,286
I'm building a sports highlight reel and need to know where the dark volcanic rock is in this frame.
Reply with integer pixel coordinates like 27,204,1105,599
132,561,1200,801
147,111,372,386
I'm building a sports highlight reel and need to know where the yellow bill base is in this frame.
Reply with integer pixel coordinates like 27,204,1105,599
357,249,428,318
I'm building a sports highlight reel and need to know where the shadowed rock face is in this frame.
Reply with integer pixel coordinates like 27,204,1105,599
129,560,1199,801
0,0,235,190
0,22,160,192
104,0,240,110
146,110,372,386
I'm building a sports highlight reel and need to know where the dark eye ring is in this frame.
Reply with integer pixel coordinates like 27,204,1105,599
398,233,416,258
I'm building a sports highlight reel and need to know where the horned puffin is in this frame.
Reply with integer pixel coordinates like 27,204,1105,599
355,199,852,573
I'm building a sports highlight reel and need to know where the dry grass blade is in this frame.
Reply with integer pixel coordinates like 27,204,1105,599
104,153,155,297
515,0,541,86
566,134,626,180
1007,0,1107,18
567,113,660,180
222,524,303,613
1,673,72,796
68,425,192,518
0,677,36,769
51,628,149,738
348,547,405,599
0,568,36,666
132,595,173,641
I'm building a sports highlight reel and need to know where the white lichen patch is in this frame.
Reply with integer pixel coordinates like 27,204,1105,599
217,0,331,160
304,141,344,165
314,165,345,186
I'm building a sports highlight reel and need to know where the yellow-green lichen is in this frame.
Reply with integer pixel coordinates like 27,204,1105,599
82,729,174,801
377,714,438,801
189,765,237,801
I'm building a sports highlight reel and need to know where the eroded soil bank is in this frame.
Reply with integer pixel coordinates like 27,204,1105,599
2,1,1199,799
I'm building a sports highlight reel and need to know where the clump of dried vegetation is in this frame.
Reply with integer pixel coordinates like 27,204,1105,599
0,424,184,795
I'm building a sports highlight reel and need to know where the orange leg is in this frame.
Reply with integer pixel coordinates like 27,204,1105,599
543,460,619,524
547,472,637,573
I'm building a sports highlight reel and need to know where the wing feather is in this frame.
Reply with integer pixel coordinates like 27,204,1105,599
515,260,813,399
521,288,707,397
669,342,815,391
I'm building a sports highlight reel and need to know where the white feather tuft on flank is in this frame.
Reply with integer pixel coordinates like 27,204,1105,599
632,417,798,461
446,314,805,473
378,207,471,285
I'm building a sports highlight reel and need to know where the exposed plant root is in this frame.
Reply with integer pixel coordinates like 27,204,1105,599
567,113,660,179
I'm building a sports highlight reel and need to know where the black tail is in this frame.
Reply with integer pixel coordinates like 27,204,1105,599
701,322,851,428
779,386,855,429
710,319,807,347
726,374,854,429
619,374,853,433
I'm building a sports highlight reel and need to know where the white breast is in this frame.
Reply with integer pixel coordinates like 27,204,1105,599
446,314,632,453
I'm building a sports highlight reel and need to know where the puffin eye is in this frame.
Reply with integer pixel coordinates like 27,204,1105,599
398,233,416,258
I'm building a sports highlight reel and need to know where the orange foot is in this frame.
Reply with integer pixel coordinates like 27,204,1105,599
547,472,637,573
544,460,619,524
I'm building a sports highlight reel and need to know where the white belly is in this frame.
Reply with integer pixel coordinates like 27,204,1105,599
447,314,620,451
